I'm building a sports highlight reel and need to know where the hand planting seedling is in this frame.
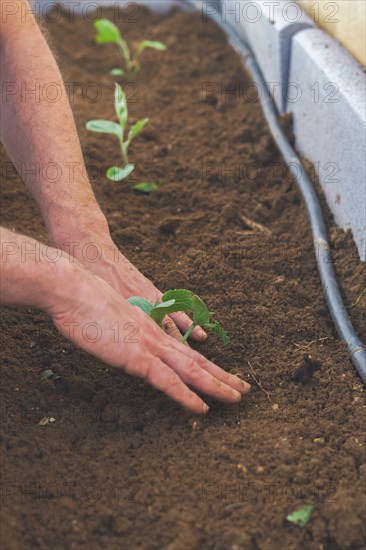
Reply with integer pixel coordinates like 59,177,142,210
94,18,167,77
128,289,230,344
86,83,148,182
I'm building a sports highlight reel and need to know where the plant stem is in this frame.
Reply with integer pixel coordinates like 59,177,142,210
120,140,128,165
117,39,131,66
181,323,197,344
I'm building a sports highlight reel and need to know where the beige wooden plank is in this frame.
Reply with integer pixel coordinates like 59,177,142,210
297,0,366,65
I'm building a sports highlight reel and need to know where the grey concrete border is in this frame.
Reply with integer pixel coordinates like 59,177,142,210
289,28,366,260
221,1,314,112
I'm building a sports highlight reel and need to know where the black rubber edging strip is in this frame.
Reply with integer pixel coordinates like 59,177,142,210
184,0,366,383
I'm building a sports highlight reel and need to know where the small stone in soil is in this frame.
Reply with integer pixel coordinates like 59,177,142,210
237,463,248,474
274,275,286,285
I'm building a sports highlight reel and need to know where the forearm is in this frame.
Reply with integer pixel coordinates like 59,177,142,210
0,1,108,243
0,226,76,311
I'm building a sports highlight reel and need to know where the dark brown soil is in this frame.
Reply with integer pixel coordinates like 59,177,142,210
1,5,365,550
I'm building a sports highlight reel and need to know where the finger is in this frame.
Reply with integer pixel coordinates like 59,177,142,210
158,347,243,403
191,348,251,395
170,341,250,395
162,315,188,343
144,358,209,414
169,311,207,342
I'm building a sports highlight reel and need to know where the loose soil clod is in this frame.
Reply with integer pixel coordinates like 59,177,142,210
294,355,321,384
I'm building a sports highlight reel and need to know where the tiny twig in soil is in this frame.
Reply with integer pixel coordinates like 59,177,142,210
346,288,366,309
293,337,329,352
240,214,272,236
248,361,271,401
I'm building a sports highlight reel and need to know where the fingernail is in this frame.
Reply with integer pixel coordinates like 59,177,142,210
202,403,209,414
242,381,251,392
193,326,208,341
233,390,242,401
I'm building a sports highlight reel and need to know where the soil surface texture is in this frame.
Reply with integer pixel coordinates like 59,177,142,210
1,5,365,550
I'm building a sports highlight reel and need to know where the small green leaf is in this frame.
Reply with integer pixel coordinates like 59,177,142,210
127,118,149,144
204,322,230,345
107,164,135,182
129,298,181,329
133,182,158,194
129,290,229,346
114,84,128,130
95,19,121,44
128,296,154,315
192,294,211,325
150,299,183,327
150,299,175,322
137,40,167,56
110,68,124,76
41,369,61,381
162,289,193,312
41,369,53,380
286,504,314,527
154,299,176,309
86,120,122,140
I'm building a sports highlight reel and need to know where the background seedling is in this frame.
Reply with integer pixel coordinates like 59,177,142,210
133,182,158,194
41,369,61,381
133,179,165,194
86,83,148,182
94,18,167,77
286,504,314,527
128,289,230,344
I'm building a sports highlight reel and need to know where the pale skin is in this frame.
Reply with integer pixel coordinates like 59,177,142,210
0,1,250,413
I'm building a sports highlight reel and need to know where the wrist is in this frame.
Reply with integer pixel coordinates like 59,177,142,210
0,228,85,312
46,203,110,250
38,253,86,314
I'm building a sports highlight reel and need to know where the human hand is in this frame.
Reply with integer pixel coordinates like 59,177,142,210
52,221,207,344
49,261,250,413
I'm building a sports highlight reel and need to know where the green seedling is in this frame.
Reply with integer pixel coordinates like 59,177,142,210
94,18,167,77
286,504,314,527
133,179,165,194
86,83,148,182
133,182,158,194
41,369,61,381
128,289,230,345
